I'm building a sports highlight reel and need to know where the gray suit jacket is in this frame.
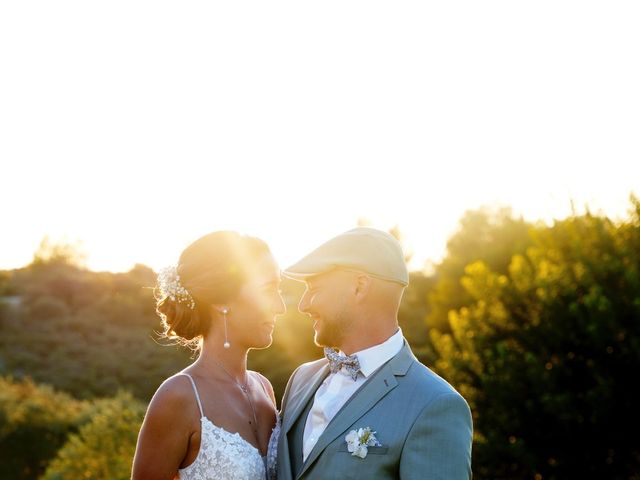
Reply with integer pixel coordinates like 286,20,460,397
276,341,472,480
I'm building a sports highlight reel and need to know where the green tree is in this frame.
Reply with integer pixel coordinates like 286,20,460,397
30,237,87,269
433,198,640,479
397,207,533,366
0,377,89,480
0,269,17,295
398,271,437,359
427,207,533,335
42,391,145,480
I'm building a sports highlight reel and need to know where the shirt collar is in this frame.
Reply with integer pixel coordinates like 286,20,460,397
339,328,404,378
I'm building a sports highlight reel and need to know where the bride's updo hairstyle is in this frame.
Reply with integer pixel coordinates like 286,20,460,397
155,231,270,349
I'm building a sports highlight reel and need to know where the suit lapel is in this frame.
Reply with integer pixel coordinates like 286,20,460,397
279,362,330,480
283,362,330,434
297,343,415,478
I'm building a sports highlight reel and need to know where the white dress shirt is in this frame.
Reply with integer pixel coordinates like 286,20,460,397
302,329,404,461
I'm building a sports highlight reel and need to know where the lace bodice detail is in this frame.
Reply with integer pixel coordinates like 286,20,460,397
266,414,281,480
178,417,266,480
177,373,279,480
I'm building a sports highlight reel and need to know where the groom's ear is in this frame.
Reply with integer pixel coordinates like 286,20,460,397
353,273,372,301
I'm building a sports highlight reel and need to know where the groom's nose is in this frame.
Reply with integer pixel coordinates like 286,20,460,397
298,289,312,315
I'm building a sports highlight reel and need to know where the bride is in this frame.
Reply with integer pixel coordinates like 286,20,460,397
132,231,286,480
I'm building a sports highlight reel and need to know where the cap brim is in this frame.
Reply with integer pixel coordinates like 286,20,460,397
281,270,317,281
282,255,335,281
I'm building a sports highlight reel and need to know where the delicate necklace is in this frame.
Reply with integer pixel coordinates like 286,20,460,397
212,359,260,446
214,359,250,393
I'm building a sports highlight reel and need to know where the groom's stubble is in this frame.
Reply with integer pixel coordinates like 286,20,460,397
313,295,354,349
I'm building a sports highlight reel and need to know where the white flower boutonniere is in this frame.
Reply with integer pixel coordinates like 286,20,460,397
345,427,382,458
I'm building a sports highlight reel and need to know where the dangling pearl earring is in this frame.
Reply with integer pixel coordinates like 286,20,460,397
222,307,230,349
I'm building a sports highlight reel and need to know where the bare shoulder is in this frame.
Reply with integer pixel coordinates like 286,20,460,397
132,374,198,479
146,373,200,423
154,373,196,403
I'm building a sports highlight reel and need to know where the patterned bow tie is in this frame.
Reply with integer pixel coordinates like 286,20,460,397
324,347,361,381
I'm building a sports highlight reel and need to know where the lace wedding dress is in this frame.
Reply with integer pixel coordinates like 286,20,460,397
177,373,280,480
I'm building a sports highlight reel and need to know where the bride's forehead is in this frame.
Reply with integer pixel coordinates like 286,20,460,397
239,254,278,277
246,267,281,288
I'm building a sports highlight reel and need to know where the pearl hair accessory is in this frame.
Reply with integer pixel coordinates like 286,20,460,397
157,266,195,310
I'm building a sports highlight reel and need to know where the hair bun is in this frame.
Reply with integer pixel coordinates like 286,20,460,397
156,297,209,346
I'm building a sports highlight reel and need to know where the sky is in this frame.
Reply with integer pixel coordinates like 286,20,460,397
1,1,638,273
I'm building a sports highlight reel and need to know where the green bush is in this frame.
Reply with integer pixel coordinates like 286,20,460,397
42,391,145,480
27,295,70,321
0,377,89,480
432,200,640,479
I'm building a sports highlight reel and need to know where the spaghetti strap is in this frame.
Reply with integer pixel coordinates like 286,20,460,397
178,373,205,418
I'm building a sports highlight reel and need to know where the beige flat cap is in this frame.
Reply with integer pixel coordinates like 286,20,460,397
283,227,409,286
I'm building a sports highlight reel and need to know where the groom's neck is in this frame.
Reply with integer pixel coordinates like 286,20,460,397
339,321,399,355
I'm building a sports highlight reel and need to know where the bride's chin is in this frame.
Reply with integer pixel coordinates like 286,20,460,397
251,335,273,350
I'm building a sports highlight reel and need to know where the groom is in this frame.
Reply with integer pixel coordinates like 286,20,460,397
277,227,472,479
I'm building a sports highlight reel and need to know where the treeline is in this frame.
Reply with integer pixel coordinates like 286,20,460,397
1,197,638,479
0,259,192,400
